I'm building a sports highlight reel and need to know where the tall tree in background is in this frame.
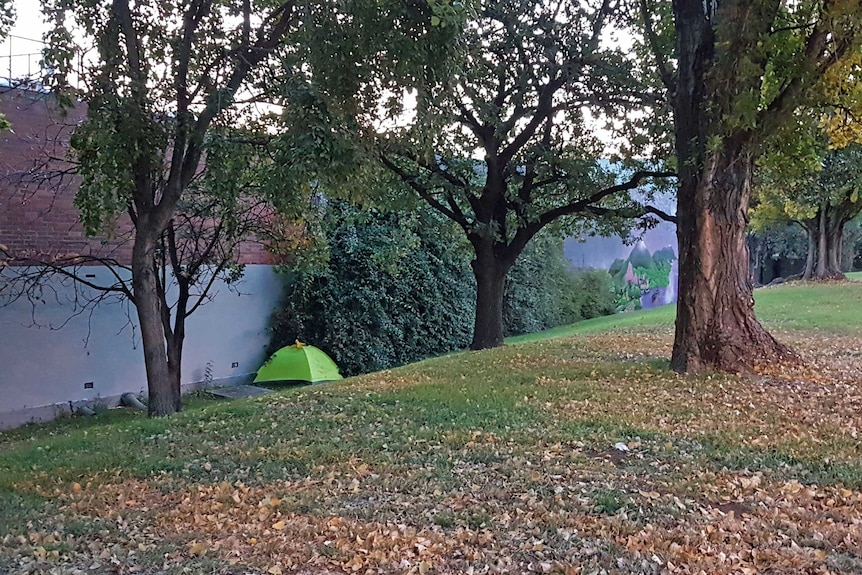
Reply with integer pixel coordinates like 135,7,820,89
753,144,862,279
363,0,674,349
643,0,862,373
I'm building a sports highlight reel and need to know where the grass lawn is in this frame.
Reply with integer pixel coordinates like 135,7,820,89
2,281,862,574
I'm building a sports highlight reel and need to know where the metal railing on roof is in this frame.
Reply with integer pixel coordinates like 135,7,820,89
0,33,49,91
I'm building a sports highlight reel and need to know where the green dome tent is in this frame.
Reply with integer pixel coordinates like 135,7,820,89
254,341,343,384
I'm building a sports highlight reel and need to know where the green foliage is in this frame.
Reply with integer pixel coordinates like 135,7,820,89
753,144,862,241
268,202,476,376
606,243,676,311
636,262,672,288
504,237,616,337
268,203,616,373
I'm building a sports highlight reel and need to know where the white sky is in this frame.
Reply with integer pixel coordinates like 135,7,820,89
1,1,635,154
1,1,47,81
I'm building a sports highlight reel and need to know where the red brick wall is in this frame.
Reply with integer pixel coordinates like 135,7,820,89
0,88,271,266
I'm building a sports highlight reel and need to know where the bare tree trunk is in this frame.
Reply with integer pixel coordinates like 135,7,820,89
803,222,816,280
167,289,188,398
469,244,511,351
166,333,183,405
816,208,828,278
826,218,844,277
671,146,794,373
132,235,181,416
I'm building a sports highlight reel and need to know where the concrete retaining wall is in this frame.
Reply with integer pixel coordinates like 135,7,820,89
0,265,281,429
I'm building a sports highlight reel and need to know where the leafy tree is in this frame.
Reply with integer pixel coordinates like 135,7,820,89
0,132,275,407
24,0,461,416
33,0,306,415
753,144,862,280
365,0,673,350
640,0,862,373
820,50,862,149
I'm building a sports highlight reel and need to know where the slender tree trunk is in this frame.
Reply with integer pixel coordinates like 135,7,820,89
132,234,181,416
749,234,763,285
816,208,828,278
470,246,511,350
826,218,844,277
168,293,187,399
671,146,794,373
166,334,183,404
803,223,816,280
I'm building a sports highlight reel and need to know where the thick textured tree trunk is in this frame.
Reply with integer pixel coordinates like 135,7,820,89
671,147,794,373
807,209,846,280
671,1,794,374
826,222,844,277
132,235,181,416
470,249,510,351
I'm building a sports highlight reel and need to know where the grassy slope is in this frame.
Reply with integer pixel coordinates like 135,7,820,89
2,281,862,574
511,279,862,343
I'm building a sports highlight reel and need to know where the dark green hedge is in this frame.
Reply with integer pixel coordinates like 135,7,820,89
268,202,616,375
268,203,475,376
504,236,616,337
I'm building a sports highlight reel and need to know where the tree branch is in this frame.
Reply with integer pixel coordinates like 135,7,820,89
639,0,674,95
379,153,470,230
538,170,677,227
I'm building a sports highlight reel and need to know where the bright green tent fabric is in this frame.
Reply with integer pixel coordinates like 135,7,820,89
254,341,343,384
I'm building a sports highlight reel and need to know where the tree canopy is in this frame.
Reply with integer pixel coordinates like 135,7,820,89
25,0,467,416
307,0,675,349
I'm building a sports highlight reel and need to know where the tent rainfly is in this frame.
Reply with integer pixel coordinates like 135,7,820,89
253,341,343,384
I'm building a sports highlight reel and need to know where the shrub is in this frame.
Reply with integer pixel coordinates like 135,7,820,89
268,202,474,376
269,203,617,373
504,235,616,336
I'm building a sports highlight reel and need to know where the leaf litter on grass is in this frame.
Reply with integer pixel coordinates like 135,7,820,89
2,328,862,574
